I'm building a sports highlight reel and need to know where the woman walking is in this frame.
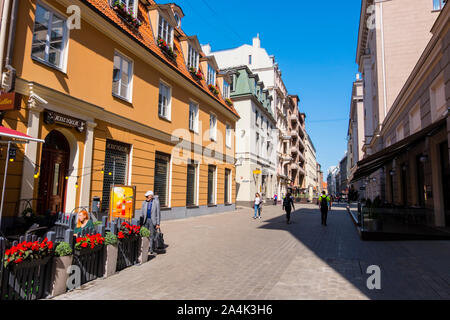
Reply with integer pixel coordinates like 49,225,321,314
282,191,295,224
253,193,262,219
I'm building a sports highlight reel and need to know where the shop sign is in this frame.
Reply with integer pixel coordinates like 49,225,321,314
0,92,21,111
109,185,136,221
253,170,262,175
44,110,86,133
106,140,130,154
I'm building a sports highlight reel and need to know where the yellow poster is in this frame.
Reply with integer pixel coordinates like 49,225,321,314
109,185,136,221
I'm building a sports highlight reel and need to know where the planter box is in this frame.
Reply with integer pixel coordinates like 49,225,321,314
138,237,150,264
72,245,105,286
116,236,141,271
104,245,118,278
50,255,73,297
364,218,383,232
0,255,53,300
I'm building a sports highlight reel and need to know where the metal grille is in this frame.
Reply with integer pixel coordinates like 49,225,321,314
101,140,129,212
186,163,196,206
154,152,170,207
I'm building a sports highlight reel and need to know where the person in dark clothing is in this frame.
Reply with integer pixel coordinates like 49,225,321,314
282,192,295,224
319,191,331,226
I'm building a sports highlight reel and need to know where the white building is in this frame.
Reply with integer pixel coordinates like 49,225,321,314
304,133,319,200
205,34,293,198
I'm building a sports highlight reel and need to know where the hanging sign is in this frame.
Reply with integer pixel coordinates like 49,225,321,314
253,170,262,175
44,110,86,133
0,92,21,111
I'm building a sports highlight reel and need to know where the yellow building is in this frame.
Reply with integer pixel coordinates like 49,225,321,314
0,0,239,230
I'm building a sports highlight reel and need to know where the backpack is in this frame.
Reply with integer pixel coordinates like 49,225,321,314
320,196,328,208
283,196,290,208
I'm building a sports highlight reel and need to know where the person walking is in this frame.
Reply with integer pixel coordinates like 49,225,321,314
139,191,161,253
273,194,278,206
319,191,331,226
253,193,262,219
282,191,295,224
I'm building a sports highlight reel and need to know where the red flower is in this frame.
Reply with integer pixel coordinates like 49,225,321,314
81,242,88,248
5,249,10,256
48,241,54,250
15,258,23,264
118,231,124,239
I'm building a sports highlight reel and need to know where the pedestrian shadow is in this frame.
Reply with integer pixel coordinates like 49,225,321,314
257,205,390,300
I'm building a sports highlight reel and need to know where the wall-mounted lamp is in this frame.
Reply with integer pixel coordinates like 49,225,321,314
402,164,408,171
389,170,395,176
419,155,428,163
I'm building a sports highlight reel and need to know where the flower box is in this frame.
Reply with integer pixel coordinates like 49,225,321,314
116,236,141,271
112,0,142,29
225,98,233,106
189,67,203,81
50,255,73,297
208,84,219,96
103,244,118,278
8,254,52,271
138,237,150,264
157,37,177,60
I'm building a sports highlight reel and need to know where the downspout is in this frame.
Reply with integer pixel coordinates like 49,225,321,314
0,0,11,78
4,0,18,91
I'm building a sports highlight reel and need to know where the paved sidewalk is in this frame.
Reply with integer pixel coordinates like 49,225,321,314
54,203,450,300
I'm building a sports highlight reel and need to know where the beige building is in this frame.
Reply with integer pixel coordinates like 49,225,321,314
287,95,306,193
353,1,449,227
304,133,320,200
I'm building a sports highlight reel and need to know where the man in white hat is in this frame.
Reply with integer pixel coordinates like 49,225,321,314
140,191,161,253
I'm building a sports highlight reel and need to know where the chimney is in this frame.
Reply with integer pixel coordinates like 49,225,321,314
253,33,260,48
202,44,211,55
356,73,361,81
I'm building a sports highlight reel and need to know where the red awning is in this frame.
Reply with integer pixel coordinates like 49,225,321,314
0,126,44,143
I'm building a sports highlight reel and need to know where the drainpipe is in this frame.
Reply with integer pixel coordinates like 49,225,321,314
4,0,18,91
0,0,11,77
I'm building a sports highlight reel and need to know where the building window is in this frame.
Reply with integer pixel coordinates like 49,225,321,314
433,0,445,10
31,4,68,70
430,76,446,122
158,81,171,120
189,101,199,133
224,169,231,204
209,114,217,141
396,124,404,141
226,124,232,148
113,52,133,101
187,44,199,70
207,64,216,86
101,140,130,212
158,15,173,46
174,12,181,27
116,0,137,17
249,55,252,65
186,161,197,207
256,132,260,155
255,110,259,126
409,104,421,134
154,152,170,207
230,74,235,92
223,81,230,98
208,165,216,205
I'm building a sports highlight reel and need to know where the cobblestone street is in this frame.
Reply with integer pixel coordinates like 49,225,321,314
54,204,450,300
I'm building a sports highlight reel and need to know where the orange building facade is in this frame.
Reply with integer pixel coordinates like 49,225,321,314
0,0,239,229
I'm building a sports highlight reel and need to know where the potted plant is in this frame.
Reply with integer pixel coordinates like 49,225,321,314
74,233,104,254
363,197,383,231
189,67,203,81
138,227,151,264
116,222,141,271
112,0,142,29
3,238,54,269
103,232,118,278
50,242,73,297
225,98,233,106
157,37,177,59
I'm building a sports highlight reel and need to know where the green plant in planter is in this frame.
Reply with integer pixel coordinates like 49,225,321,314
140,227,150,238
55,242,72,257
105,232,118,246
93,220,103,227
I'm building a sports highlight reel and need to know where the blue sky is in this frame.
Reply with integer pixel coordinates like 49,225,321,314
173,0,362,180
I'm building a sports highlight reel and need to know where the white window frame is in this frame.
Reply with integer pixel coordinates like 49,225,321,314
158,14,173,46
187,44,199,70
116,0,138,18
409,103,421,134
226,123,232,149
112,51,134,102
158,80,172,120
430,75,446,123
433,0,445,11
31,2,69,72
223,81,230,99
189,100,199,133
207,64,216,86
209,113,217,141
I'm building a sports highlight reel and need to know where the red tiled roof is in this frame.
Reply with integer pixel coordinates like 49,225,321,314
84,0,239,118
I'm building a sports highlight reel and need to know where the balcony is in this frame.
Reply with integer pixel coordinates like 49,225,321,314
291,146,299,155
298,152,305,163
281,154,292,162
298,136,305,150
291,163,298,170
290,114,298,123
291,130,298,139
298,124,305,138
